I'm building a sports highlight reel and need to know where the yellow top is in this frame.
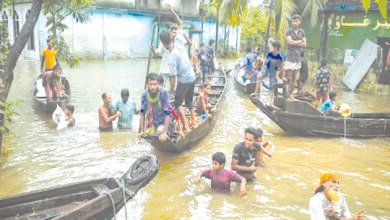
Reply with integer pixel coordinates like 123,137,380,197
42,48,58,69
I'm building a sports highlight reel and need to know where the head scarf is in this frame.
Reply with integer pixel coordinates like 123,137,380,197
320,173,340,185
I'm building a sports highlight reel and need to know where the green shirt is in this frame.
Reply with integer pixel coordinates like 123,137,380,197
116,100,136,129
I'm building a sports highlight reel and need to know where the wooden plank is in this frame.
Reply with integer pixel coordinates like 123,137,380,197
342,39,378,91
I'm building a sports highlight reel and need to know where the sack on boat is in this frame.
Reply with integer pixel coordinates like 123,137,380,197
35,78,46,98
52,104,66,125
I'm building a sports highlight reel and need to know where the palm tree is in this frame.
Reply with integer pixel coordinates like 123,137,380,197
219,0,248,54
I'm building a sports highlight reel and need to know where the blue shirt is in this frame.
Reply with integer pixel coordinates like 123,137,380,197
116,100,136,129
198,49,208,67
168,47,196,84
320,100,333,113
264,51,283,74
140,89,170,126
245,51,257,73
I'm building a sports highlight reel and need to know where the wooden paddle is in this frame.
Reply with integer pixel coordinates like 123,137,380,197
145,0,162,89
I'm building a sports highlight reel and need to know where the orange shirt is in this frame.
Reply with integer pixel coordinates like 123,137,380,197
42,48,58,69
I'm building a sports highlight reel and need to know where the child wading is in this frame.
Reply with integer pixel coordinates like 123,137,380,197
194,152,247,196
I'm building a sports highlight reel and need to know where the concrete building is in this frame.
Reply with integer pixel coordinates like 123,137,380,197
1,0,241,60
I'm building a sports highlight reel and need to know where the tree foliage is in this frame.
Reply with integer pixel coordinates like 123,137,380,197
42,0,95,67
362,0,387,19
240,6,270,51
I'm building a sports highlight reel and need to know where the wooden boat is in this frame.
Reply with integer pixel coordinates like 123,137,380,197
251,92,390,138
33,76,71,114
0,155,159,220
233,64,256,95
144,68,227,153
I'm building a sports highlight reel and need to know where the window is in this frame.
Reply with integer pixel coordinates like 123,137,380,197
13,10,20,40
1,11,8,27
26,10,35,50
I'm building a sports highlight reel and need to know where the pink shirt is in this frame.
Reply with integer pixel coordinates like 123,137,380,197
201,169,243,192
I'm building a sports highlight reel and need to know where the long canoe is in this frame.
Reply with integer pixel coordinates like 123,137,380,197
144,68,227,153
251,95,390,138
33,76,71,114
0,155,159,219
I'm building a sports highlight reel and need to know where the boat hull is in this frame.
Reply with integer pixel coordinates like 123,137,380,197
144,69,227,153
0,155,159,219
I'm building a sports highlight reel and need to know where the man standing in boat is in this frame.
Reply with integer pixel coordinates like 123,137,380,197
160,31,197,133
284,14,306,99
166,4,192,55
41,37,58,73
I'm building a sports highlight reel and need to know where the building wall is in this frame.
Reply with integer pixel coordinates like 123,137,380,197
2,3,239,61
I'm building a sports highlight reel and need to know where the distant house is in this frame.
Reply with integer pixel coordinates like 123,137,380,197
1,0,241,60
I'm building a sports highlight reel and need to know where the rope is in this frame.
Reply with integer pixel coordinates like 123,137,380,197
102,192,117,220
114,178,137,220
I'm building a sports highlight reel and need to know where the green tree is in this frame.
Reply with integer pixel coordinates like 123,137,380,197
240,6,269,52
0,0,94,156
219,0,248,55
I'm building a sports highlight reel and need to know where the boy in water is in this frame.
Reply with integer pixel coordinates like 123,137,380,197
63,105,75,127
254,128,275,167
116,88,138,129
194,152,247,196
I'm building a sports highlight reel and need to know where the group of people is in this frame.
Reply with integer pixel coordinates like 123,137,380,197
40,38,65,102
195,127,275,196
99,3,216,139
194,128,365,219
40,37,75,128
243,14,307,105
241,14,348,116
192,39,216,84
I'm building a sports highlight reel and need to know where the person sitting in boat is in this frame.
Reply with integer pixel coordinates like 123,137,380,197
250,41,283,106
64,105,75,127
139,73,171,142
320,91,338,114
309,173,365,220
99,92,121,132
194,152,247,197
115,88,138,130
42,64,62,101
231,127,264,181
254,128,275,167
313,59,331,108
196,83,215,120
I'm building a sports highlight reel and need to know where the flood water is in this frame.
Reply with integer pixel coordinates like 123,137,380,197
0,59,389,219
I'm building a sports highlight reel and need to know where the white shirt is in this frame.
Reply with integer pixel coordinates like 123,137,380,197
156,43,170,74
309,191,351,220
174,29,188,55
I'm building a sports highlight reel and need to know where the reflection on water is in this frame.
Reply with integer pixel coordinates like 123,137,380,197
0,59,389,219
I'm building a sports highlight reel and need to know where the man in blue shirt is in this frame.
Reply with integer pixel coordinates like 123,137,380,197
160,31,196,133
139,73,171,142
116,88,138,129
